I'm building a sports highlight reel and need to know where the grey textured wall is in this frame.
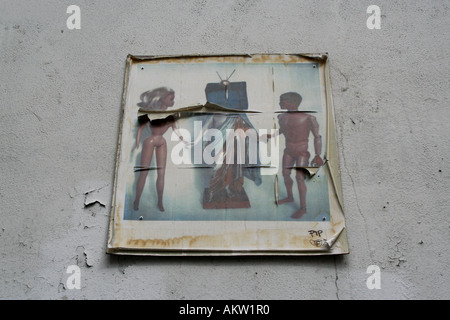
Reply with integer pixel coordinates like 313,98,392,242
1,0,449,300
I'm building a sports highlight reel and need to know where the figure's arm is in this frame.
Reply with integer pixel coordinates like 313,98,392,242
309,116,323,166
171,121,189,145
171,121,182,140
262,130,280,141
261,115,283,141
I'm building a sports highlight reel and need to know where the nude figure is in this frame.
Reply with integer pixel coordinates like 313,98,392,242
266,92,323,219
133,87,185,212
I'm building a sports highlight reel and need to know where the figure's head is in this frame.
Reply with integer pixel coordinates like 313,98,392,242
279,92,302,110
138,87,175,111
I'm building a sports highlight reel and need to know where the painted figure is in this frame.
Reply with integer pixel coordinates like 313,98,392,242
201,78,261,209
133,87,185,212
266,92,323,219
202,113,262,208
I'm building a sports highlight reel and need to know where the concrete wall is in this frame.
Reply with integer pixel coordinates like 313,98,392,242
1,0,448,300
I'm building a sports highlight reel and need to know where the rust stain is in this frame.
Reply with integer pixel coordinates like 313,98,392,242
249,54,293,64
128,53,326,67
131,54,251,65
113,206,123,246
126,229,328,251
128,235,226,249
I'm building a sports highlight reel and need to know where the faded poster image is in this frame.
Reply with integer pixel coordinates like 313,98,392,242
122,61,328,221
108,54,348,255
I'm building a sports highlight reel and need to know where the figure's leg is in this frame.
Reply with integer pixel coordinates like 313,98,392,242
279,151,295,205
155,138,167,212
291,169,307,219
134,138,155,210
291,152,310,219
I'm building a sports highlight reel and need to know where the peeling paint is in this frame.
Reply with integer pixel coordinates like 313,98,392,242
83,185,109,208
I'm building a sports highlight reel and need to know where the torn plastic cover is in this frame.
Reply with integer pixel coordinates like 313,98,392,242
139,103,327,195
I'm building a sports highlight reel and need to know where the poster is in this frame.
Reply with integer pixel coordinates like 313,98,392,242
107,54,348,255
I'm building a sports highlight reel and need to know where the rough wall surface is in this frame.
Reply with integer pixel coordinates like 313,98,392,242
0,0,448,300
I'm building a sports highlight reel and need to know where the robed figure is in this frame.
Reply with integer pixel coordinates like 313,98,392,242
201,80,262,209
